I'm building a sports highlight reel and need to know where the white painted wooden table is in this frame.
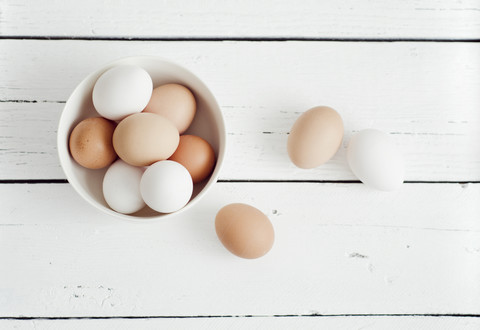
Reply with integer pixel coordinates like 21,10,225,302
1,1,480,329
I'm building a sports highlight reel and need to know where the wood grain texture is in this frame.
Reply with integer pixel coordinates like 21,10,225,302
1,40,479,181
1,183,479,316
2,0,480,39
2,1,479,324
2,316,480,330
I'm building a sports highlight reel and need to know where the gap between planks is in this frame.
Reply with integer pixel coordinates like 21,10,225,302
0,180,479,185
1,313,479,320
1,36,480,42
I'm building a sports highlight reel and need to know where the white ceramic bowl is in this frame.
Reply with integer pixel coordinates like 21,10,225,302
58,56,226,221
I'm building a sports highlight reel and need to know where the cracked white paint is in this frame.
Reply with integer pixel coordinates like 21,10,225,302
1,0,479,327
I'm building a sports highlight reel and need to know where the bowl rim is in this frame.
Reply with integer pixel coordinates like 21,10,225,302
57,55,227,223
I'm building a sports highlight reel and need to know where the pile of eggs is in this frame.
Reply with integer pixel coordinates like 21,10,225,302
68,65,216,214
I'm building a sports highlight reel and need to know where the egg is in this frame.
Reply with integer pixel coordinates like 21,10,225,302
103,160,146,214
347,129,404,191
168,135,216,184
113,113,179,166
69,117,117,169
140,160,193,213
92,65,153,121
287,106,344,169
143,83,196,134
215,203,274,259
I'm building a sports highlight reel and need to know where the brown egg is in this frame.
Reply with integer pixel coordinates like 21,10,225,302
113,112,179,166
287,106,343,169
143,83,196,134
69,117,117,169
168,135,216,184
215,203,275,259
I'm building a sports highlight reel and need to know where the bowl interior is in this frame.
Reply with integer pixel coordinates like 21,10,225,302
58,56,226,221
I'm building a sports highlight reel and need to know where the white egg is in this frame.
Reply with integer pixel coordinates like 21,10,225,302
92,65,153,121
103,159,146,214
140,160,193,213
347,129,404,191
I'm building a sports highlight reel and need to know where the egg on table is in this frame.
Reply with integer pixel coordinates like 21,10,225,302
69,117,117,169
287,106,344,169
215,203,275,259
347,129,404,191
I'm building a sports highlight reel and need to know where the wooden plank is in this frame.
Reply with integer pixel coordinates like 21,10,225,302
0,102,60,180
2,0,480,39
1,183,479,316
1,40,479,181
1,316,480,330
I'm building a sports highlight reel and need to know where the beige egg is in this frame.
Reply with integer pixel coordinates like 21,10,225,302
143,83,196,134
215,203,274,259
287,106,343,169
113,113,179,166
69,117,117,169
